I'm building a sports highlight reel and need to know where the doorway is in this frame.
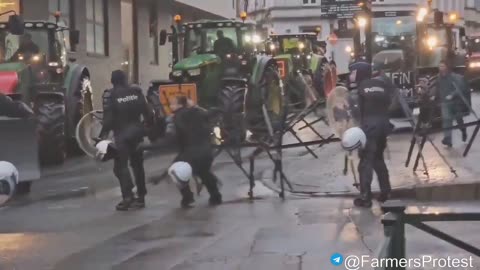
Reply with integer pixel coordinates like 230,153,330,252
120,0,138,83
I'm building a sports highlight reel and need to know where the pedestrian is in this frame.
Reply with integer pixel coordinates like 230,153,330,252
353,62,396,208
99,70,153,211
437,61,469,147
170,96,222,207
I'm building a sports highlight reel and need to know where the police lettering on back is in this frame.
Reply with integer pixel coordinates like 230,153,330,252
117,95,139,103
363,86,385,94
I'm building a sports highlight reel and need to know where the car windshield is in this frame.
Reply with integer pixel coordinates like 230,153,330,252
277,37,312,54
0,29,52,63
184,26,239,57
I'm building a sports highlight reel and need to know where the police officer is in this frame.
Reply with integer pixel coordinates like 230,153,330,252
170,96,222,207
99,70,152,211
0,93,33,117
354,63,396,208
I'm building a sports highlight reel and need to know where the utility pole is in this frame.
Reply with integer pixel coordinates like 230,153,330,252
358,0,372,63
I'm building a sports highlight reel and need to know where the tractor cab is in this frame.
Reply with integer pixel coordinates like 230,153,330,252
0,21,79,88
182,20,258,58
416,10,466,74
268,33,319,73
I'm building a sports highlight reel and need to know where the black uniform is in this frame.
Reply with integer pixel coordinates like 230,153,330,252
100,70,151,208
172,104,222,206
0,94,33,117
357,76,395,204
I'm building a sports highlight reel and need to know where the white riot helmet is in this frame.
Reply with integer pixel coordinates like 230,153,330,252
168,162,192,189
0,161,18,206
95,140,117,162
341,127,367,151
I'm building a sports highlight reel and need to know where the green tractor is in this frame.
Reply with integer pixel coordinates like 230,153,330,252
0,14,93,168
266,33,336,110
149,19,284,144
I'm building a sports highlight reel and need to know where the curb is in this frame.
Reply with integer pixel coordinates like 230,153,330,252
262,177,480,202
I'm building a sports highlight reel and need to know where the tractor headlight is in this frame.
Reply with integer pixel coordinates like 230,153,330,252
306,54,312,60
252,34,261,44
32,54,41,62
469,62,480,69
188,68,201,76
427,36,438,49
172,70,182,77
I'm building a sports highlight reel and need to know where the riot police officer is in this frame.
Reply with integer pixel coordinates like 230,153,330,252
99,70,152,211
354,63,395,208
170,96,222,207
0,93,34,117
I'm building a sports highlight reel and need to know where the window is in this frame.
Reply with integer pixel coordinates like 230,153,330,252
86,0,107,55
303,0,316,4
149,3,159,65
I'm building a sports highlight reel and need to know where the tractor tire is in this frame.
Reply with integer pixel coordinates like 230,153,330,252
245,65,286,143
16,181,32,195
146,86,167,142
313,60,335,98
218,82,247,144
36,99,66,166
68,75,94,156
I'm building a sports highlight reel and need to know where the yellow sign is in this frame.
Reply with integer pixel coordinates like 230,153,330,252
158,83,197,115
0,0,20,21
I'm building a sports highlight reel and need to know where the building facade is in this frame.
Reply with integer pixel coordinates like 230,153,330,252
7,0,237,108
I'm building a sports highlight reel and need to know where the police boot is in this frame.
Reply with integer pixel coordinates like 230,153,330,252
180,187,195,208
377,193,390,203
354,193,372,208
462,129,468,142
209,193,223,206
130,196,145,209
116,197,134,211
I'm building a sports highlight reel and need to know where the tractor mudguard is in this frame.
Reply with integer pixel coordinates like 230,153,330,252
250,55,278,87
64,64,91,135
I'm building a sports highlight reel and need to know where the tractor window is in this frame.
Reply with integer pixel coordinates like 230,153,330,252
0,29,52,63
372,16,416,38
278,37,312,54
56,31,68,66
185,27,238,57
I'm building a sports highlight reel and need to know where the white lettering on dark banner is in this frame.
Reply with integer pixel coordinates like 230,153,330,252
117,95,138,103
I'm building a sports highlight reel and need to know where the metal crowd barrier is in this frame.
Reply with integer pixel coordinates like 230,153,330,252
376,201,480,270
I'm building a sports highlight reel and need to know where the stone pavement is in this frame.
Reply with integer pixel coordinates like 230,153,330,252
2,165,479,270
